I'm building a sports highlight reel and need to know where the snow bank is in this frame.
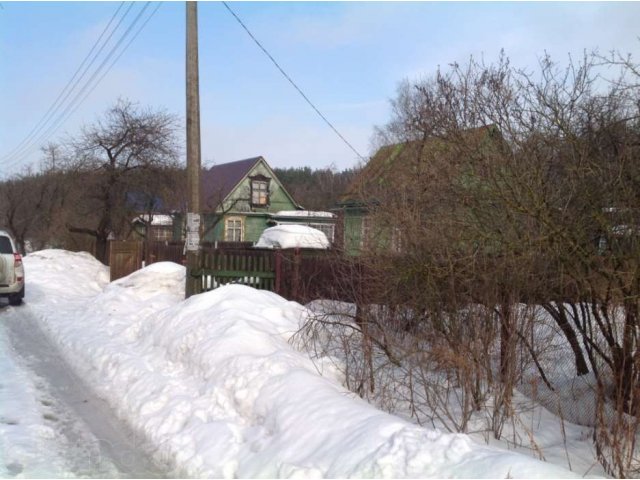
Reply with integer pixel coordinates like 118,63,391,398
21,250,578,478
256,225,330,249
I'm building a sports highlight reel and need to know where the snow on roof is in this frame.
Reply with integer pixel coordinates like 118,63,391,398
20,250,579,478
256,225,330,249
133,214,174,226
274,210,335,218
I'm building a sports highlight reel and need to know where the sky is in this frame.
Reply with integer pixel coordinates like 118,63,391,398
1,1,639,178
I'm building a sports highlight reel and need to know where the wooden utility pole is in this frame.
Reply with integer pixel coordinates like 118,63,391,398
185,1,202,298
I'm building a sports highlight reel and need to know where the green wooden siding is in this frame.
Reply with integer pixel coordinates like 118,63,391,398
218,161,298,215
203,215,224,242
343,210,364,256
244,215,270,242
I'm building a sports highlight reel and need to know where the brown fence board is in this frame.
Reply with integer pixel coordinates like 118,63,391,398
143,241,185,266
195,248,278,294
128,242,362,303
109,241,143,281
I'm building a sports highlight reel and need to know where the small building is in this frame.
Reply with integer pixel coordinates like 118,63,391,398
127,192,180,243
131,214,176,242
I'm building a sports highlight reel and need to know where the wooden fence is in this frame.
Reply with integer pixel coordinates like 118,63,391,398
146,241,184,265
197,248,276,293
109,240,143,281
109,240,353,303
193,247,346,304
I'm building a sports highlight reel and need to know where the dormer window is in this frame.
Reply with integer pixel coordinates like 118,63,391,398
250,175,270,207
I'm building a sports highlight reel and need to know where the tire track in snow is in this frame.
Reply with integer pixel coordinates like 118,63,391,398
2,304,169,478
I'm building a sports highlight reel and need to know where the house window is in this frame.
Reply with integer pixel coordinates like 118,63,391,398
390,227,403,253
310,223,335,243
225,217,244,241
151,226,173,242
250,176,270,207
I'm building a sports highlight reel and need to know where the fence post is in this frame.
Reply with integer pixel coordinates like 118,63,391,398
275,250,282,295
292,248,301,301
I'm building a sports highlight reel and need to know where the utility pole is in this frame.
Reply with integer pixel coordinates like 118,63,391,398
185,1,202,298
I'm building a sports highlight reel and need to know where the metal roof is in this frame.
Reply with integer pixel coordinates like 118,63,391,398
200,157,262,211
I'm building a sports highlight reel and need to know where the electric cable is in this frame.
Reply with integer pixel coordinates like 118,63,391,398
25,2,155,153
1,2,132,165
221,1,366,162
1,2,159,176
5,3,149,168
67,3,163,126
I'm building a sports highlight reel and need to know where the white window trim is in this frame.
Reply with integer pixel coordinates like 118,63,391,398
360,216,372,249
251,180,269,207
225,216,244,242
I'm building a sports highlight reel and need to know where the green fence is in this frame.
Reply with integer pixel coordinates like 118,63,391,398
196,248,277,293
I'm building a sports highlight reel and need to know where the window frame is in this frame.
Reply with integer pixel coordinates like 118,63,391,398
250,175,271,207
360,216,373,249
225,216,244,242
150,226,173,242
309,223,335,243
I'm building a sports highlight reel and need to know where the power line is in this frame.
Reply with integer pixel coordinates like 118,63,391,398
221,1,366,162
69,3,163,121
1,2,132,165
1,2,160,176
21,2,154,152
2,3,148,170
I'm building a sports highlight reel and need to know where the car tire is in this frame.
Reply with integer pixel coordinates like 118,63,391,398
8,295,21,306
8,286,24,306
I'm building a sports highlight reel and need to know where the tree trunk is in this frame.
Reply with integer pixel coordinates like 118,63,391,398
355,303,375,396
542,302,590,376
498,302,515,383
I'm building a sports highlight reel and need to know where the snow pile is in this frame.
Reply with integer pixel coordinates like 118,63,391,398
304,300,604,477
256,225,330,249
23,249,109,303
21,250,578,478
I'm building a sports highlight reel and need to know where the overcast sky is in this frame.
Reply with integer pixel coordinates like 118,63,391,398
1,1,639,178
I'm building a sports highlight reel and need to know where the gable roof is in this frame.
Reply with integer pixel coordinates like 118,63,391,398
200,156,302,212
201,157,262,210
339,125,503,206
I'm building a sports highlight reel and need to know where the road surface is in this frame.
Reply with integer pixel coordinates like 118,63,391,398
0,301,170,478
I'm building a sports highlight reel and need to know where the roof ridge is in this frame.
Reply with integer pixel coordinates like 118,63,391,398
207,156,262,171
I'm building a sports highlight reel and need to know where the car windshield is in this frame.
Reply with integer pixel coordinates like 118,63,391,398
0,236,13,254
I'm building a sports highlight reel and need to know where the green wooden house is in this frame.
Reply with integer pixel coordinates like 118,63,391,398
176,156,336,244
335,126,504,255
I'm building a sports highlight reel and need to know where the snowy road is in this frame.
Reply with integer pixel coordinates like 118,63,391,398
0,302,168,478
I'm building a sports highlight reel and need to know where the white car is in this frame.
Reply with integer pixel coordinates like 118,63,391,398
0,230,25,306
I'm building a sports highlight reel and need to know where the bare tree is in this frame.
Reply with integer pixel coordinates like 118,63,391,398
0,151,69,253
58,99,180,263
301,50,640,476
